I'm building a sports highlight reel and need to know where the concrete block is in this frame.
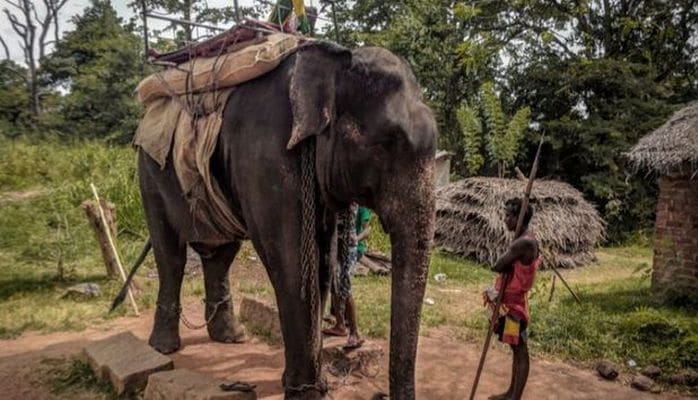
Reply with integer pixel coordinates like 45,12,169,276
239,297,282,343
83,331,173,395
144,369,256,400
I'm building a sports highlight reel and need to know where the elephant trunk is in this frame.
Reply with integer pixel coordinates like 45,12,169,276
379,158,435,399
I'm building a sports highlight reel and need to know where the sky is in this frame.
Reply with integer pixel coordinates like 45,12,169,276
2,0,328,63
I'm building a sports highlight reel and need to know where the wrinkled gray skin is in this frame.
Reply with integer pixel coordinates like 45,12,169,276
138,42,437,400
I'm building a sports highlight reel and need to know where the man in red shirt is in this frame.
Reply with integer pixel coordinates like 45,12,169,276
484,198,540,400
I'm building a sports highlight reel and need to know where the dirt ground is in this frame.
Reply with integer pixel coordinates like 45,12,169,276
0,301,691,400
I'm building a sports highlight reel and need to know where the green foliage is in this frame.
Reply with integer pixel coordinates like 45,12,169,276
481,81,530,177
456,104,484,175
0,61,32,139
456,82,530,177
42,0,144,142
0,139,210,338
331,0,697,241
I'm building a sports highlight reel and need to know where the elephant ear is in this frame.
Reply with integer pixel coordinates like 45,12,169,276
286,41,351,150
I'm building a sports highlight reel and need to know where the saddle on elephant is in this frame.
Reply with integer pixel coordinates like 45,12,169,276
134,26,310,240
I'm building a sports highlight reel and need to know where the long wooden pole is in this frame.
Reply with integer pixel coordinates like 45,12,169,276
90,183,140,316
551,267,582,304
469,137,545,400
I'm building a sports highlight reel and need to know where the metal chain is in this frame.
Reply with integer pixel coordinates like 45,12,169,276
286,381,328,396
300,139,318,304
179,294,231,330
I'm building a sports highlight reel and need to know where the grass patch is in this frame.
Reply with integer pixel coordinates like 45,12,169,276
522,247,698,379
41,357,133,399
0,139,208,338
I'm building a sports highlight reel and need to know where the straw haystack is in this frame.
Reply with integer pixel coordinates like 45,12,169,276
626,102,698,305
435,177,605,269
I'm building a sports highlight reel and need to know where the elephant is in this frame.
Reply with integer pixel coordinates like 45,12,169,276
137,41,437,399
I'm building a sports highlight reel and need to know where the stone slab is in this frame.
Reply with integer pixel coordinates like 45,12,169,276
144,369,257,400
82,331,174,395
239,297,282,343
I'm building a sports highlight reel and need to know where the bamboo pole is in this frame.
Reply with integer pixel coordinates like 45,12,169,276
90,183,140,316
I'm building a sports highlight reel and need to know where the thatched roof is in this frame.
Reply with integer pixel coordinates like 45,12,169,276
626,101,698,177
435,177,606,269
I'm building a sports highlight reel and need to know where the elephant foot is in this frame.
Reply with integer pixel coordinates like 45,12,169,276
206,298,248,344
208,320,248,344
149,327,181,354
149,302,182,354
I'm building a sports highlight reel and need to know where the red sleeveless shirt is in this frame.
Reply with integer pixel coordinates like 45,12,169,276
495,234,540,323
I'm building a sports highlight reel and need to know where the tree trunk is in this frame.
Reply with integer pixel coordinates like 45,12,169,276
81,199,120,279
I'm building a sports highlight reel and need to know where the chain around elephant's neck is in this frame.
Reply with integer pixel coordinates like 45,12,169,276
300,138,318,304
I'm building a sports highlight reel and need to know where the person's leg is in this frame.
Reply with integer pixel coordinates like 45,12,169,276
323,242,352,337
488,346,516,399
510,341,530,400
343,294,364,349
488,316,515,400
323,294,348,336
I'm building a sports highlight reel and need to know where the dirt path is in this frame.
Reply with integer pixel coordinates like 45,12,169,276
0,304,689,400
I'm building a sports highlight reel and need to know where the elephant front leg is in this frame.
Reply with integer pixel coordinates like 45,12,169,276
199,241,247,344
251,250,324,400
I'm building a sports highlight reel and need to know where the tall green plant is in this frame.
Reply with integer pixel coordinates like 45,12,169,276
456,104,484,175
457,81,531,177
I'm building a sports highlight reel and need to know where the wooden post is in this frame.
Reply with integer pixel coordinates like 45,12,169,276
82,199,120,279
87,184,140,316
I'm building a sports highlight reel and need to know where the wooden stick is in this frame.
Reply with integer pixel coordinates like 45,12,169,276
551,267,582,304
90,183,140,316
548,274,557,302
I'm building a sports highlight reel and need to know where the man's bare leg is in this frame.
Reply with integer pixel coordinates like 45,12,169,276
344,295,364,349
488,346,516,400
510,342,530,400
323,295,348,336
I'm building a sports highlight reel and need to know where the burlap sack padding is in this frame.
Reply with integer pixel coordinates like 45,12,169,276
137,33,301,104
135,89,247,239
134,33,307,240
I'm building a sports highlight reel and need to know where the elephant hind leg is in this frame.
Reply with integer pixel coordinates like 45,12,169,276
147,216,187,354
195,241,247,344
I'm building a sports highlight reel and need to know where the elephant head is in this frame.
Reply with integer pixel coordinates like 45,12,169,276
288,42,437,399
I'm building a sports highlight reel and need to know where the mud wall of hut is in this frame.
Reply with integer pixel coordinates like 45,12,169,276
652,174,698,304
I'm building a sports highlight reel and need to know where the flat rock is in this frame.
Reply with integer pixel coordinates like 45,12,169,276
668,370,698,386
239,297,282,343
62,283,101,299
596,360,619,380
631,375,655,392
144,369,256,400
640,365,662,379
83,331,174,395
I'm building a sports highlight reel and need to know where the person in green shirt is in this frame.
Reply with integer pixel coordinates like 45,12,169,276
323,204,371,349
356,206,371,259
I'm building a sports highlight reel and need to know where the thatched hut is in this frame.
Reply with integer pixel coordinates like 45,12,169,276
435,177,605,269
626,101,698,305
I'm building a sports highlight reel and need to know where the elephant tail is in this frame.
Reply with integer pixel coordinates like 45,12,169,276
109,238,152,313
